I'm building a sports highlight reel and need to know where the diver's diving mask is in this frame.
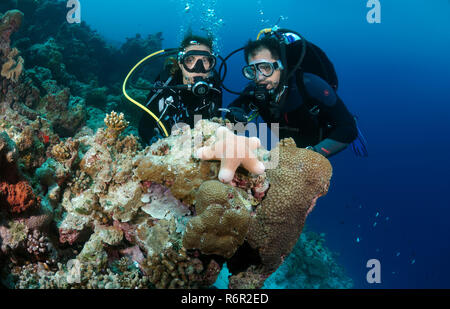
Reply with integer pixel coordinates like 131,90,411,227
178,50,217,73
242,59,284,80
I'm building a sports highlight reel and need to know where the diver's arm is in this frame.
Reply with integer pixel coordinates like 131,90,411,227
310,138,349,157
313,96,358,157
303,73,358,157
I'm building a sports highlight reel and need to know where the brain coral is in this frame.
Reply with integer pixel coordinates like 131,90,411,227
182,180,251,258
246,138,333,271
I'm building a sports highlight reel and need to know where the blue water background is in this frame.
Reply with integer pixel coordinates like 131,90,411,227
81,0,450,288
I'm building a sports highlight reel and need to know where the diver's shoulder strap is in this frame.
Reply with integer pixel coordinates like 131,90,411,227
145,75,174,107
296,70,326,117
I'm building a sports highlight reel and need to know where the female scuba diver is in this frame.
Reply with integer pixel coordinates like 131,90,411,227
137,34,223,145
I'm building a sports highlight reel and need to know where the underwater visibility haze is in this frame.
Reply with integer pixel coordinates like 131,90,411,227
0,0,449,290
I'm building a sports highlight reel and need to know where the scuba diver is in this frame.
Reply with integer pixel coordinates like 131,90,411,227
223,28,367,158
135,34,223,145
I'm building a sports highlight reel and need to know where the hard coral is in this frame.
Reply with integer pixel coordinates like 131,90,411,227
1,47,24,82
246,138,332,271
50,138,79,168
0,180,40,213
104,111,129,140
196,126,265,183
182,180,251,258
141,247,221,289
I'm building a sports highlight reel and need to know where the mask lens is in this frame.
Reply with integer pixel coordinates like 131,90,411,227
184,55,196,69
257,63,274,76
203,56,215,70
243,65,256,80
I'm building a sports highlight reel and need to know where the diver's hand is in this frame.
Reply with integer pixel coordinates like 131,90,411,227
226,107,249,123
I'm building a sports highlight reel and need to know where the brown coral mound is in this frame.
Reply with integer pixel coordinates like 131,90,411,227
183,180,251,258
247,138,333,271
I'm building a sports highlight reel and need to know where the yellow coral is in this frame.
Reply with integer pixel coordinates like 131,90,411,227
104,111,129,139
51,142,71,162
50,139,79,167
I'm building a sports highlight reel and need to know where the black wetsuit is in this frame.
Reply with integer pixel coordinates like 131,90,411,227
228,46,357,157
138,69,222,145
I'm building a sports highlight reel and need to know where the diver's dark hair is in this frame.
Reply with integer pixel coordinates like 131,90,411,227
180,32,214,51
244,37,281,63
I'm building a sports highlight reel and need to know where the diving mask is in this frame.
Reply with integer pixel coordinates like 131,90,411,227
178,50,217,73
242,59,284,80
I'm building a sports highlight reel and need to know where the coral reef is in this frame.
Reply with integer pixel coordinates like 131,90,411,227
0,2,353,290
262,230,353,288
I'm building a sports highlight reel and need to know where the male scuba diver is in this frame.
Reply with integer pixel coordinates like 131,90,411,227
137,34,222,145
225,30,364,158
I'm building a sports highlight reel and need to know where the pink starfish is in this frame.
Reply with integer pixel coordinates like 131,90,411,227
196,126,265,183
